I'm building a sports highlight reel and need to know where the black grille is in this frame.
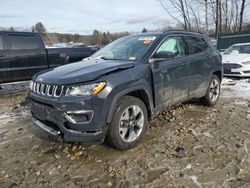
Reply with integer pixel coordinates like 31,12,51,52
223,63,242,69
223,69,241,74
30,81,64,98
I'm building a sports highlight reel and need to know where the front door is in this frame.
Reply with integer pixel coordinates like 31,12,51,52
150,36,188,108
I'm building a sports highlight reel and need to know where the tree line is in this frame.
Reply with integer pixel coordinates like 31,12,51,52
159,0,247,35
31,22,129,45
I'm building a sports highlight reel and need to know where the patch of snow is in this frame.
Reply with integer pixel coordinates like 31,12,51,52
222,78,250,99
0,111,28,126
188,128,198,136
0,113,15,125
203,131,212,138
233,99,249,106
190,176,202,188
185,164,192,170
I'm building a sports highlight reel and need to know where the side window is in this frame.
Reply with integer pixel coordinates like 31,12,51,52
157,37,185,58
9,35,40,50
0,35,3,50
185,36,204,54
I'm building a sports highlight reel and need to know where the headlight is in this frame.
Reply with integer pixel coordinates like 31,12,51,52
66,82,106,96
241,61,250,65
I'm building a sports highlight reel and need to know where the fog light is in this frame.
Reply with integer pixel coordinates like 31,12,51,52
64,110,94,124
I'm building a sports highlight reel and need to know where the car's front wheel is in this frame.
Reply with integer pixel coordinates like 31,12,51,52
106,96,148,150
201,74,221,106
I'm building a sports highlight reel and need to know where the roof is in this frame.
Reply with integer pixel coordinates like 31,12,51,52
0,31,38,35
131,30,207,38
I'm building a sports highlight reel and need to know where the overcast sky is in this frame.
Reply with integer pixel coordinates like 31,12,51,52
0,0,173,34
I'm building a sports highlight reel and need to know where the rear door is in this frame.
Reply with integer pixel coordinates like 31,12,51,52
0,33,10,83
150,35,189,108
183,36,211,98
7,33,47,82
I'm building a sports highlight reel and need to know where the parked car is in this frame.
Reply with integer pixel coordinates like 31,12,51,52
0,31,97,84
27,31,222,150
222,43,250,77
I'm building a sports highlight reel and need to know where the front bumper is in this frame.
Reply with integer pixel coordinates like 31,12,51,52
27,90,111,143
223,67,250,77
223,63,250,77
32,117,105,143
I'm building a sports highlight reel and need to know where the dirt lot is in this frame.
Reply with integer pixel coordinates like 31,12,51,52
0,79,250,188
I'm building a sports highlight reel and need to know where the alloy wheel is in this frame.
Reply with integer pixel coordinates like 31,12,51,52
119,105,144,143
209,79,220,103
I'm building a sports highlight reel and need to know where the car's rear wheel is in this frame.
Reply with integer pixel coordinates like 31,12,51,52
201,74,221,106
106,96,148,150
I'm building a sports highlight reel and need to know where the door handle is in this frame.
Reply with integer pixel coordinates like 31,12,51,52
181,63,185,66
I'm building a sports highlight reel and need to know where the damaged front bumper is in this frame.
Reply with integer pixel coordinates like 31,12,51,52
27,90,111,143
32,116,105,143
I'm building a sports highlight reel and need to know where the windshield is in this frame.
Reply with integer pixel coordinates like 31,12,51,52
91,35,157,61
224,44,250,54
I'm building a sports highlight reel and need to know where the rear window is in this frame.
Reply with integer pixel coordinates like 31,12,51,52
0,35,3,50
9,35,40,50
185,36,204,54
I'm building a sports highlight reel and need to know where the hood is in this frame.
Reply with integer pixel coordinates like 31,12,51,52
222,52,250,64
34,59,135,85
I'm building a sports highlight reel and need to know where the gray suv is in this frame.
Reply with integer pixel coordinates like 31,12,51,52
27,31,222,150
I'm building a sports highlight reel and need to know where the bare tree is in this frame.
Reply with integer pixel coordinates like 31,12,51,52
239,0,246,31
159,0,248,34
223,0,228,32
159,0,190,30
205,0,209,34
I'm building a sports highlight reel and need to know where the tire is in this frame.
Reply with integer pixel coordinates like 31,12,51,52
201,74,221,106
106,96,148,150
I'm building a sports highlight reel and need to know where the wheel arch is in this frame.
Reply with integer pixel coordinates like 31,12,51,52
212,70,222,82
106,87,153,124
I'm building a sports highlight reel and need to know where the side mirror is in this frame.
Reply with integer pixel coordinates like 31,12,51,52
150,51,176,63
203,42,209,49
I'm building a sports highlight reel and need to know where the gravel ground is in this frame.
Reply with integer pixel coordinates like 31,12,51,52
0,79,250,188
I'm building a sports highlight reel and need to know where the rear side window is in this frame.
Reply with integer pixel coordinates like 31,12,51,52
9,35,40,50
0,35,3,50
185,36,204,54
